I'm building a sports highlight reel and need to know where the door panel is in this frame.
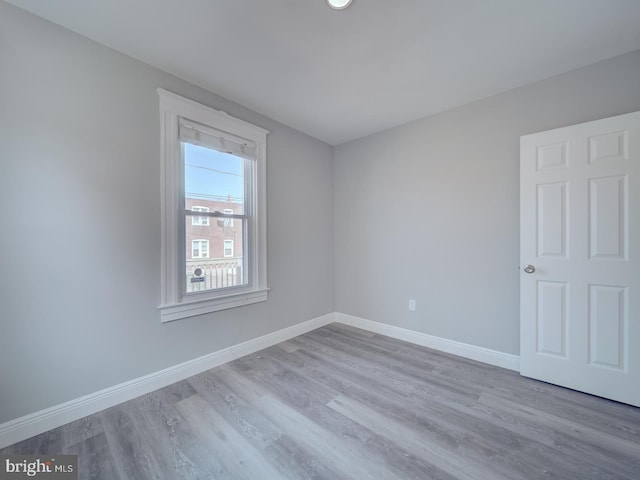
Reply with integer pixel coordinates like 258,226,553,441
520,111,639,406
537,142,568,170
537,182,568,257
589,175,627,259
536,281,568,358
588,284,626,370
589,130,627,163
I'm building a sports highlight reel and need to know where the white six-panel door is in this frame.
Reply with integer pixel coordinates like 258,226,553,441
520,111,639,407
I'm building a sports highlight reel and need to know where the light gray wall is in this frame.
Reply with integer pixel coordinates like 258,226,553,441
0,1,334,423
334,50,640,355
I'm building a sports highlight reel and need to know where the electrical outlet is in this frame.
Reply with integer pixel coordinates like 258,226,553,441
408,299,416,311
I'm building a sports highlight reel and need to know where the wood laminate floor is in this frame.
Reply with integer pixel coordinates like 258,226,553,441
2,323,640,479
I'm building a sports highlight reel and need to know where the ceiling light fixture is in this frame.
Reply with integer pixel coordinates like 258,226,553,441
327,0,353,10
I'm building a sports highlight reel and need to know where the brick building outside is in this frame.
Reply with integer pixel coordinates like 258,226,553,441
184,195,244,292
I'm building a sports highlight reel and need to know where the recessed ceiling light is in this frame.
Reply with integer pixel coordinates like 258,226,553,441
327,0,353,10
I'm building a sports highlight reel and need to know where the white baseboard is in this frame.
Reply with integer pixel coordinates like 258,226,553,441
335,313,520,372
0,313,335,449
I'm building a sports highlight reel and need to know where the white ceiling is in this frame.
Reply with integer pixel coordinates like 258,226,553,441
7,0,640,145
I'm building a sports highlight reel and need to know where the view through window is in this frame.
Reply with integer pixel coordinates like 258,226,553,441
183,141,246,293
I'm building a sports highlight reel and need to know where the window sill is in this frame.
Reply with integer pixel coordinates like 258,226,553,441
159,288,269,323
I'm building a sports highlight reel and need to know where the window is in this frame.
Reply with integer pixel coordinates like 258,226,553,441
191,206,209,226
158,89,269,322
217,208,234,227
224,240,234,257
223,208,234,227
192,240,209,258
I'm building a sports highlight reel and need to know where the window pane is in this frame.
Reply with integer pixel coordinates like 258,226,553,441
183,142,245,205
185,217,245,293
183,140,246,293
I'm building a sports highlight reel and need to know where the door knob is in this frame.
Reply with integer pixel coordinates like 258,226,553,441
523,264,536,274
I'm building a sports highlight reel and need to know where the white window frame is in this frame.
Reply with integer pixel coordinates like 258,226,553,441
192,239,209,259
158,89,269,322
223,239,234,257
191,206,210,226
